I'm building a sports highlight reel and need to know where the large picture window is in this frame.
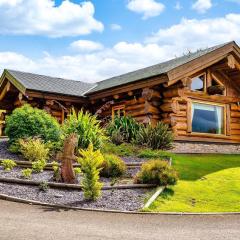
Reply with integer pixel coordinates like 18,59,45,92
191,102,225,135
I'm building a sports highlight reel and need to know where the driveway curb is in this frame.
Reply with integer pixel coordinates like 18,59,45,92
0,193,240,216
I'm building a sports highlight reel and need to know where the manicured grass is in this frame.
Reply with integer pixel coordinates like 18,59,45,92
145,154,240,212
172,154,240,180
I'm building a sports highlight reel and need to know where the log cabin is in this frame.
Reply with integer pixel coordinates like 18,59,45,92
0,41,240,144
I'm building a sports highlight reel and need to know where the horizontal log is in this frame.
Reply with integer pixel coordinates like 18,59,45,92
231,118,240,124
163,88,184,98
231,112,240,118
176,122,187,130
231,130,240,135
231,123,240,130
126,103,145,111
230,104,240,111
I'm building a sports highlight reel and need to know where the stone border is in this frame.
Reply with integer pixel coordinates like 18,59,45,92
0,159,144,170
0,177,156,190
143,187,165,209
0,192,240,216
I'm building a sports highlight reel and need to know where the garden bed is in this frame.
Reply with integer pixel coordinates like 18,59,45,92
0,182,147,211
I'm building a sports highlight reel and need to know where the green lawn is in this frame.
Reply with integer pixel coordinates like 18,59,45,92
145,154,240,212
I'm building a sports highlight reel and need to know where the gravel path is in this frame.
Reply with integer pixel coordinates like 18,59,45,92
0,182,147,211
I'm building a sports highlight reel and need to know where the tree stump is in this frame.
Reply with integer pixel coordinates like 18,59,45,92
58,133,78,184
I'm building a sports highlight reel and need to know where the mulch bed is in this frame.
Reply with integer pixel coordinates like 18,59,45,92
0,182,147,211
0,139,151,211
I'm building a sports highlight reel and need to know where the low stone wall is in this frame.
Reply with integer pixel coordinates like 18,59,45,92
172,141,240,154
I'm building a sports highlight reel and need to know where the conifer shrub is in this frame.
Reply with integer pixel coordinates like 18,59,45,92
19,137,49,162
5,104,61,151
101,154,126,178
134,160,178,186
63,109,106,150
78,144,104,201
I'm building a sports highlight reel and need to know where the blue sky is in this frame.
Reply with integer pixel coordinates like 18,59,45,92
0,0,239,82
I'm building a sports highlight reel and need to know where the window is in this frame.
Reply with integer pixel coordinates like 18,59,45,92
112,105,125,119
191,102,225,135
191,74,205,91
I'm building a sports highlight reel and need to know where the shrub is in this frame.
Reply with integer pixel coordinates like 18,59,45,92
102,142,139,157
78,143,104,201
134,160,178,186
19,138,50,162
1,159,16,171
63,109,106,150
74,167,81,176
134,122,174,150
52,161,61,182
32,160,46,173
101,154,126,178
5,104,61,150
107,116,141,143
109,129,124,145
39,181,49,192
21,168,32,179
137,149,173,159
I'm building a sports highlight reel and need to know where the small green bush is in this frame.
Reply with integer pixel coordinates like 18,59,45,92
78,143,104,201
39,181,49,192
52,161,61,182
107,116,141,143
101,154,126,178
63,109,107,150
21,168,32,179
32,160,46,173
74,167,81,176
109,129,124,145
102,142,139,157
5,104,61,150
138,149,173,159
1,159,16,171
19,138,49,162
135,122,174,150
134,160,178,186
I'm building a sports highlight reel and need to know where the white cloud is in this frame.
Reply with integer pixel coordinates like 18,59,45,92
127,0,165,19
0,0,103,37
0,14,240,83
110,24,122,31
175,1,182,10
70,40,104,52
192,0,212,13
147,14,240,53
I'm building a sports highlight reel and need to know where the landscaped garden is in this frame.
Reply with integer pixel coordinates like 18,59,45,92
0,104,239,212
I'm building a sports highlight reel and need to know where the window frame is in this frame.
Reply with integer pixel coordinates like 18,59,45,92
112,105,126,119
190,100,226,136
190,73,207,92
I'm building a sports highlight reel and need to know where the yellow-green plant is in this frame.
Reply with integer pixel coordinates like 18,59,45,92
101,154,126,178
19,137,49,162
63,109,107,150
74,167,81,176
32,160,46,173
52,161,61,181
21,168,32,179
1,159,16,171
78,144,104,201
134,160,178,186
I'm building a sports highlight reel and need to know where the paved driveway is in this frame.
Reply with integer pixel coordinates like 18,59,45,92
0,200,239,240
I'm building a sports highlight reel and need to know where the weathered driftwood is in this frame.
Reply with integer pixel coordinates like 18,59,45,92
57,134,78,184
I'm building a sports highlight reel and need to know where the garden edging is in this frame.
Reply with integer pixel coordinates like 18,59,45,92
0,193,240,216
0,177,156,190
